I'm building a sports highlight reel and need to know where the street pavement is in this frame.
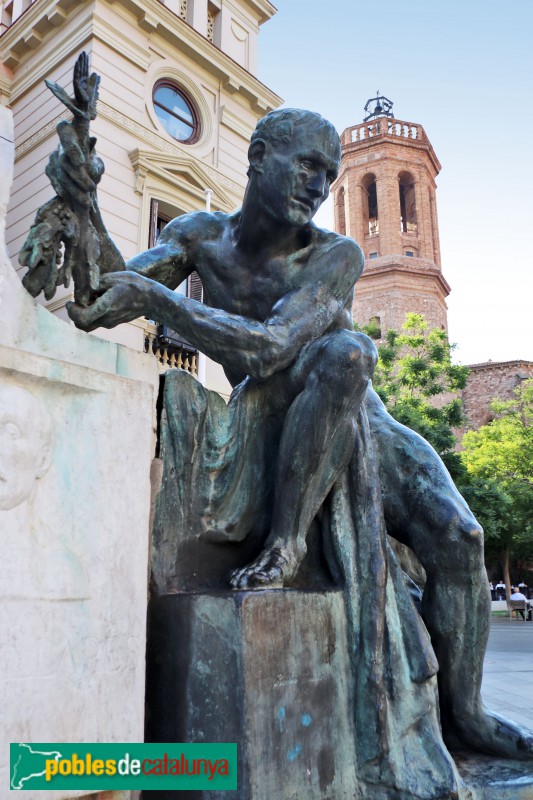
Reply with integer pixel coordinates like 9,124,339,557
481,616,533,730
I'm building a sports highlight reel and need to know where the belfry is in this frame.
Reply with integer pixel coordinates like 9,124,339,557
333,94,451,337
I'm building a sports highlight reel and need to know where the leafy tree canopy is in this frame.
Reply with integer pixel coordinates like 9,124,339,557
460,379,533,581
358,313,469,476
462,379,533,486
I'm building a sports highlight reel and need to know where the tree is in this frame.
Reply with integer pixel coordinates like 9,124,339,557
361,313,469,480
461,379,533,597
461,379,533,485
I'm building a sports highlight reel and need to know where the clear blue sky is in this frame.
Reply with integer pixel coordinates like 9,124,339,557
258,1,533,365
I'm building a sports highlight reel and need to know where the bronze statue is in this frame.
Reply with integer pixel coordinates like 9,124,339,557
21,55,533,799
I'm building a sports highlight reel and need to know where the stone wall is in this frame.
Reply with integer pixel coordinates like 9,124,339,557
461,360,533,431
0,105,157,800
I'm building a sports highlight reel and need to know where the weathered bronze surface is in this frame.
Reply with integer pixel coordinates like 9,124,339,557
20,53,122,306
23,58,533,799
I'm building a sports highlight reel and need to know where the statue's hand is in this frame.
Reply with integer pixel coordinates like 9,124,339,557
66,271,155,331
46,120,104,209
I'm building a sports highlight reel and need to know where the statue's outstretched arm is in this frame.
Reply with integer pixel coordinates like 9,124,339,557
67,237,359,380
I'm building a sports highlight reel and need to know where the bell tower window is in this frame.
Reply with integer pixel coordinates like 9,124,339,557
399,171,417,233
362,173,379,236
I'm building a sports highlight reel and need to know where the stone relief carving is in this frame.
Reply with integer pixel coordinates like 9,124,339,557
0,384,53,511
0,381,88,601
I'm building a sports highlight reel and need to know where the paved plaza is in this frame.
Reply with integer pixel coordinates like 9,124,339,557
481,616,533,730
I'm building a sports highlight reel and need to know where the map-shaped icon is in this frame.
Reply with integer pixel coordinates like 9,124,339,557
10,743,62,790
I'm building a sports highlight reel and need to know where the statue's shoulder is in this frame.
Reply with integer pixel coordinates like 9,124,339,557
160,210,231,245
309,225,364,273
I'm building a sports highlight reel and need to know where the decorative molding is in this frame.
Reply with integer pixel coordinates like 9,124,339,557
220,104,252,141
129,147,239,209
0,0,82,70
230,19,248,42
467,359,533,371
2,14,94,105
203,164,244,194
359,262,451,297
0,74,13,105
14,109,70,160
134,165,149,195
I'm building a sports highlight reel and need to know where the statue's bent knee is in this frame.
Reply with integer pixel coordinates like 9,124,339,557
316,331,377,396
432,509,484,574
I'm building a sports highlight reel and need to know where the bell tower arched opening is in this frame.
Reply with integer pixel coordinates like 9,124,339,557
398,171,417,234
361,173,379,237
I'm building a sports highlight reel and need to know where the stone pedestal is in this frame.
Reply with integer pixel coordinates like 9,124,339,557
145,590,358,800
145,591,533,800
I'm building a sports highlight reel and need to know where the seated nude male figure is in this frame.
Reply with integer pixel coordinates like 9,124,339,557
59,108,532,759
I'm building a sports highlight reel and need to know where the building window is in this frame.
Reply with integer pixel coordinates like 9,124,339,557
369,252,378,259
152,81,199,143
148,199,202,356
399,171,417,233
405,250,414,257
149,199,204,300
362,173,379,236
367,316,382,340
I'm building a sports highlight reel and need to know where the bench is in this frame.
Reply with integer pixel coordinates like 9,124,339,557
509,599,531,621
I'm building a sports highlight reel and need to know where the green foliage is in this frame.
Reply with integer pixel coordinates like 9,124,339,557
359,313,469,477
462,379,533,486
459,379,533,570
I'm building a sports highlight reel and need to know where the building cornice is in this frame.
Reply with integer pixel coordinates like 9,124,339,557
0,0,282,114
1,9,95,103
339,138,441,179
358,259,451,297
230,0,277,25
0,0,80,69
467,360,533,371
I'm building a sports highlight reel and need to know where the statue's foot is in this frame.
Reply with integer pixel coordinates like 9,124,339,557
228,543,303,590
447,706,533,760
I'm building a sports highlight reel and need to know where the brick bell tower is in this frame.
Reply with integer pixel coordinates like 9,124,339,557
333,94,451,337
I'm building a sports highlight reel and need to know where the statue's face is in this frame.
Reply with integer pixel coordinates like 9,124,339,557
0,387,51,511
256,124,340,228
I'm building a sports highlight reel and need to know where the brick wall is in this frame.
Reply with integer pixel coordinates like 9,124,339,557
461,360,533,431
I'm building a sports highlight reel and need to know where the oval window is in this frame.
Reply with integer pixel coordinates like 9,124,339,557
153,82,199,143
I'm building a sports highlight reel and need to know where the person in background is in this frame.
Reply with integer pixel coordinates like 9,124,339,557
496,580,506,601
510,588,532,621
